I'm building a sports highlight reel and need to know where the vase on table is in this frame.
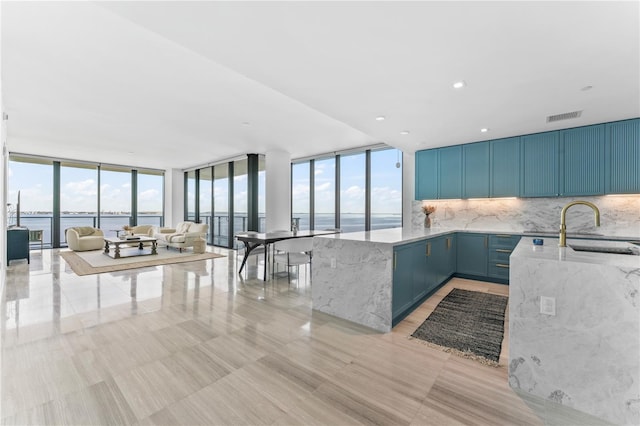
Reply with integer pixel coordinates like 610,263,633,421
424,214,431,228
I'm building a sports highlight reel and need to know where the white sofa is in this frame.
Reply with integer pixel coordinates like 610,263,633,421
153,221,208,252
66,227,104,251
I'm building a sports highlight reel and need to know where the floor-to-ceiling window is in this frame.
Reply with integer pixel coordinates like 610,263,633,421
136,169,164,227
340,152,366,232
370,148,403,229
199,167,213,243
100,165,132,238
8,154,165,248
213,164,230,247
7,156,55,247
314,157,336,230
291,146,402,233
291,162,310,231
60,161,98,244
186,170,196,222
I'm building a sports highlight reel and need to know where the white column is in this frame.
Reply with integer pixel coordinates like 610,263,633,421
265,149,291,232
165,168,184,226
402,151,415,229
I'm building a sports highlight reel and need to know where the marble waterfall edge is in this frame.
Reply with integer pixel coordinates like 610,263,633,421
312,237,393,332
509,238,640,425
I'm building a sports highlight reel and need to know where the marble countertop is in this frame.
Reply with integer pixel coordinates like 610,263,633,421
512,237,640,268
316,227,640,246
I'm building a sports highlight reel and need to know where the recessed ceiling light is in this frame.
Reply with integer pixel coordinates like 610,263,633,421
480,128,489,133
375,116,385,121
453,81,466,89
400,130,410,135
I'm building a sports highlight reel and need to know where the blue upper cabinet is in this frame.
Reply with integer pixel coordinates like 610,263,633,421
490,137,520,197
414,118,638,200
605,119,640,194
415,149,438,200
463,142,490,198
520,131,559,197
560,124,605,196
438,146,462,199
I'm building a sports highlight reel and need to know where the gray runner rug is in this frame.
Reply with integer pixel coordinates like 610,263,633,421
410,288,508,366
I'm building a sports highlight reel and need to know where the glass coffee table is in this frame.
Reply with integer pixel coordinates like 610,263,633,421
103,236,158,259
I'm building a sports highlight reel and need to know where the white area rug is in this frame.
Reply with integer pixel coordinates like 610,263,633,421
60,247,224,275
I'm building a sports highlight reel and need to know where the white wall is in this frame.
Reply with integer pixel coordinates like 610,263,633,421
165,168,184,226
265,149,291,232
402,151,414,229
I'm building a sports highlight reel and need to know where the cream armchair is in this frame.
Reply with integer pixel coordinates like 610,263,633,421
153,221,208,252
66,227,104,251
129,225,154,237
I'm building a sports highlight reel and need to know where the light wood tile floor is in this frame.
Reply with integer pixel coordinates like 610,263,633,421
1,248,611,425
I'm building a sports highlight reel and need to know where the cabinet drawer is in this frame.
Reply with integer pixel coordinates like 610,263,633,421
488,262,510,280
489,234,520,250
489,249,512,263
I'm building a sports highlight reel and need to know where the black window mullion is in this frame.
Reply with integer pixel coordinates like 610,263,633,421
53,161,61,248
309,159,315,230
131,169,138,226
335,155,340,230
365,150,371,231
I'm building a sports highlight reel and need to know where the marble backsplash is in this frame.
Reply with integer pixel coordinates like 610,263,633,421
411,195,640,238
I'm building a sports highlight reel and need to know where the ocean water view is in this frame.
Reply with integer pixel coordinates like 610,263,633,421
15,212,401,249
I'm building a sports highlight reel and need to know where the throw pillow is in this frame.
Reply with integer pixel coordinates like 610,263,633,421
176,222,191,234
75,226,96,237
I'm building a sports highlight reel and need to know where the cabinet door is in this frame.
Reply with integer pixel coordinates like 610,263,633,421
429,235,456,287
392,245,414,319
560,124,605,196
411,241,428,300
463,142,490,198
445,234,457,279
438,146,463,199
521,131,559,197
424,239,438,294
415,150,438,200
491,137,521,197
606,119,640,194
456,233,488,276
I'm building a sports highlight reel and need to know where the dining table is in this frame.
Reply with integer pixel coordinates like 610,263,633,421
235,230,337,281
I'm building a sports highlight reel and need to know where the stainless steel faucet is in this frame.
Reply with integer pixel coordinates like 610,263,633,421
559,201,601,247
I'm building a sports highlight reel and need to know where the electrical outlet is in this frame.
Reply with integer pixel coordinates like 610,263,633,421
540,296,556,316
330,258,337,268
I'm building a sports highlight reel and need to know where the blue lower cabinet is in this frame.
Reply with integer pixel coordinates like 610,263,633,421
487,234,521,282
392,244,415,319
456,233,488,276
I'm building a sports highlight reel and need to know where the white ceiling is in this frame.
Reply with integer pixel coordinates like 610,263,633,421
2,1,639,170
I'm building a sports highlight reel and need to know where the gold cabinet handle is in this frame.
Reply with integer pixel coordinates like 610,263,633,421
496,263,509,268
426,243,431,257
495,234,511,238
496,249,512,253
484,236,488,248
446,237,451,250
394,253,397,270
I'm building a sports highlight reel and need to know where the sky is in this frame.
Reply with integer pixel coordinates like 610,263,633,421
292,148,402,215
8,160,163,213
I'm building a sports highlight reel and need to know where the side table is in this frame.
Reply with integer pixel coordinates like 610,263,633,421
7,227,30,265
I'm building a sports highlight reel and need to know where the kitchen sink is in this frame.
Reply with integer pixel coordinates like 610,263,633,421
570,244,639,255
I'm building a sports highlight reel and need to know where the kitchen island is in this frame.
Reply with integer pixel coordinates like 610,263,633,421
509,237,640,425
312,227,457,333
